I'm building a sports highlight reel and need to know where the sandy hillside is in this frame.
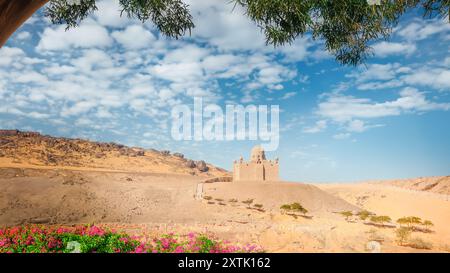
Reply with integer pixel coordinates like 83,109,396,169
0,167,361,252
368,176,450,195
0,129,227,177
1,166,449,252
317,182,450,252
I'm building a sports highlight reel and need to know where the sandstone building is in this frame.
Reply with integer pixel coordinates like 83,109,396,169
233,145,279,182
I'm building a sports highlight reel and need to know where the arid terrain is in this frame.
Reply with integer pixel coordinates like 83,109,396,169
0,130,449,252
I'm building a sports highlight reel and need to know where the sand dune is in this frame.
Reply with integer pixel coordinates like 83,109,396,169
317,182,450,251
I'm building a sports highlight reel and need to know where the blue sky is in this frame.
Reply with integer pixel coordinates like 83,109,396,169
0,0,449,182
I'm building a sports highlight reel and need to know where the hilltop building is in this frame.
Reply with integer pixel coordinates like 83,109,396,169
233,146,279,182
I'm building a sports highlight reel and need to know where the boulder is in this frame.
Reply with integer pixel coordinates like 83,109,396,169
196,160,209,172
173,152,184,159
185,160,196,168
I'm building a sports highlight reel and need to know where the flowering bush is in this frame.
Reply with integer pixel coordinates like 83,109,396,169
0,225,262,253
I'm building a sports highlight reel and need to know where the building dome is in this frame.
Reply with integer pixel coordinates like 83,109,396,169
250,145,266,162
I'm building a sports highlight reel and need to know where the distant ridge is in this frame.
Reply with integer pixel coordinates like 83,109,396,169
0,129,229,177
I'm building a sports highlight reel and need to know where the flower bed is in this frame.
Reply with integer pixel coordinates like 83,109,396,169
0,225,262,253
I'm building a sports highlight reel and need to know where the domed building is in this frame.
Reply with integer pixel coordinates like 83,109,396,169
233,145,279,182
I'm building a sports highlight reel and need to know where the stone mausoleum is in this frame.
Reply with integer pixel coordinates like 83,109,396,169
233,145,279,182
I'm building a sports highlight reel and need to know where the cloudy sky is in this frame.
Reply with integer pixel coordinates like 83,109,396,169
0,0,449,182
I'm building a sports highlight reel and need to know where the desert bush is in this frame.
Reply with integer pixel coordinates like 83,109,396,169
422,220,434,230
280,204,291,214
370,215,391,227
357,210,372,221
214,198,224,202
397,216,422,229
228,198,238,203
242,199,254,208
395,227,411,246
253,204,263,209
291,203,308,215
203,196,212,201
340,211,353,221
280,203,308,216
407,237,433,250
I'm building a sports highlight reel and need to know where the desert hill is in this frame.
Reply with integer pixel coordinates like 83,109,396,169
0,129,228,177
370,176,450,195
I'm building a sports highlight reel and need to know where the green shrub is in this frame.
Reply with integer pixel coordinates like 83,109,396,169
357,210,372,221
340,211,353,221
408,237,433,250
395,227,411,246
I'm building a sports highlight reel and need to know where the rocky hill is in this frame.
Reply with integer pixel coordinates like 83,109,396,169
0,129,228,177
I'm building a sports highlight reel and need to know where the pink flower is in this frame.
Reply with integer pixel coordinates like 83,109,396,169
174,246,184,253
88,226,105,236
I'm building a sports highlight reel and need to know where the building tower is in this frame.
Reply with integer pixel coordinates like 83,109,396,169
233,145,279,182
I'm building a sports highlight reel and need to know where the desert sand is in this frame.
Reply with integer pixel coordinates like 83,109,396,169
0,130,449,252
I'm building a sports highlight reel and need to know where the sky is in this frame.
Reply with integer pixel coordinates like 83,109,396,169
0,0,449,182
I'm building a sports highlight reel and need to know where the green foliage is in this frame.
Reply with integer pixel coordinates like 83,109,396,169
340,211,353,220
242,198,254,207
280,202,308,215
46,0,97,30
422,220,434,228
253,203,263,209
407,237,433,249
357,210,372,221
233,0,450,65
119,0,195,38
45,0,194,38
43,0,450,66
370,215,391,226
397,216,422,228
395,227,411,246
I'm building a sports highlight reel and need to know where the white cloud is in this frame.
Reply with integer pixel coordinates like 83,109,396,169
402,68,450,90
333,133,350,140
281,92,296,100
16,31,31,41
111,25,155,49
37,22,112,51
93,0,131,28
163,44,209,63
372,41,416,57
186,0,266,51
0,47,25,66
397,19,450,41
317,87,449,123
303,120,327,133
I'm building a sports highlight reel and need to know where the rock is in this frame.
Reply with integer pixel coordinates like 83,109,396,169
0,129,19,136
185,160,196,168
95,153,106,158
173,152,184,158
29,217,51,224
196,160,209,172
